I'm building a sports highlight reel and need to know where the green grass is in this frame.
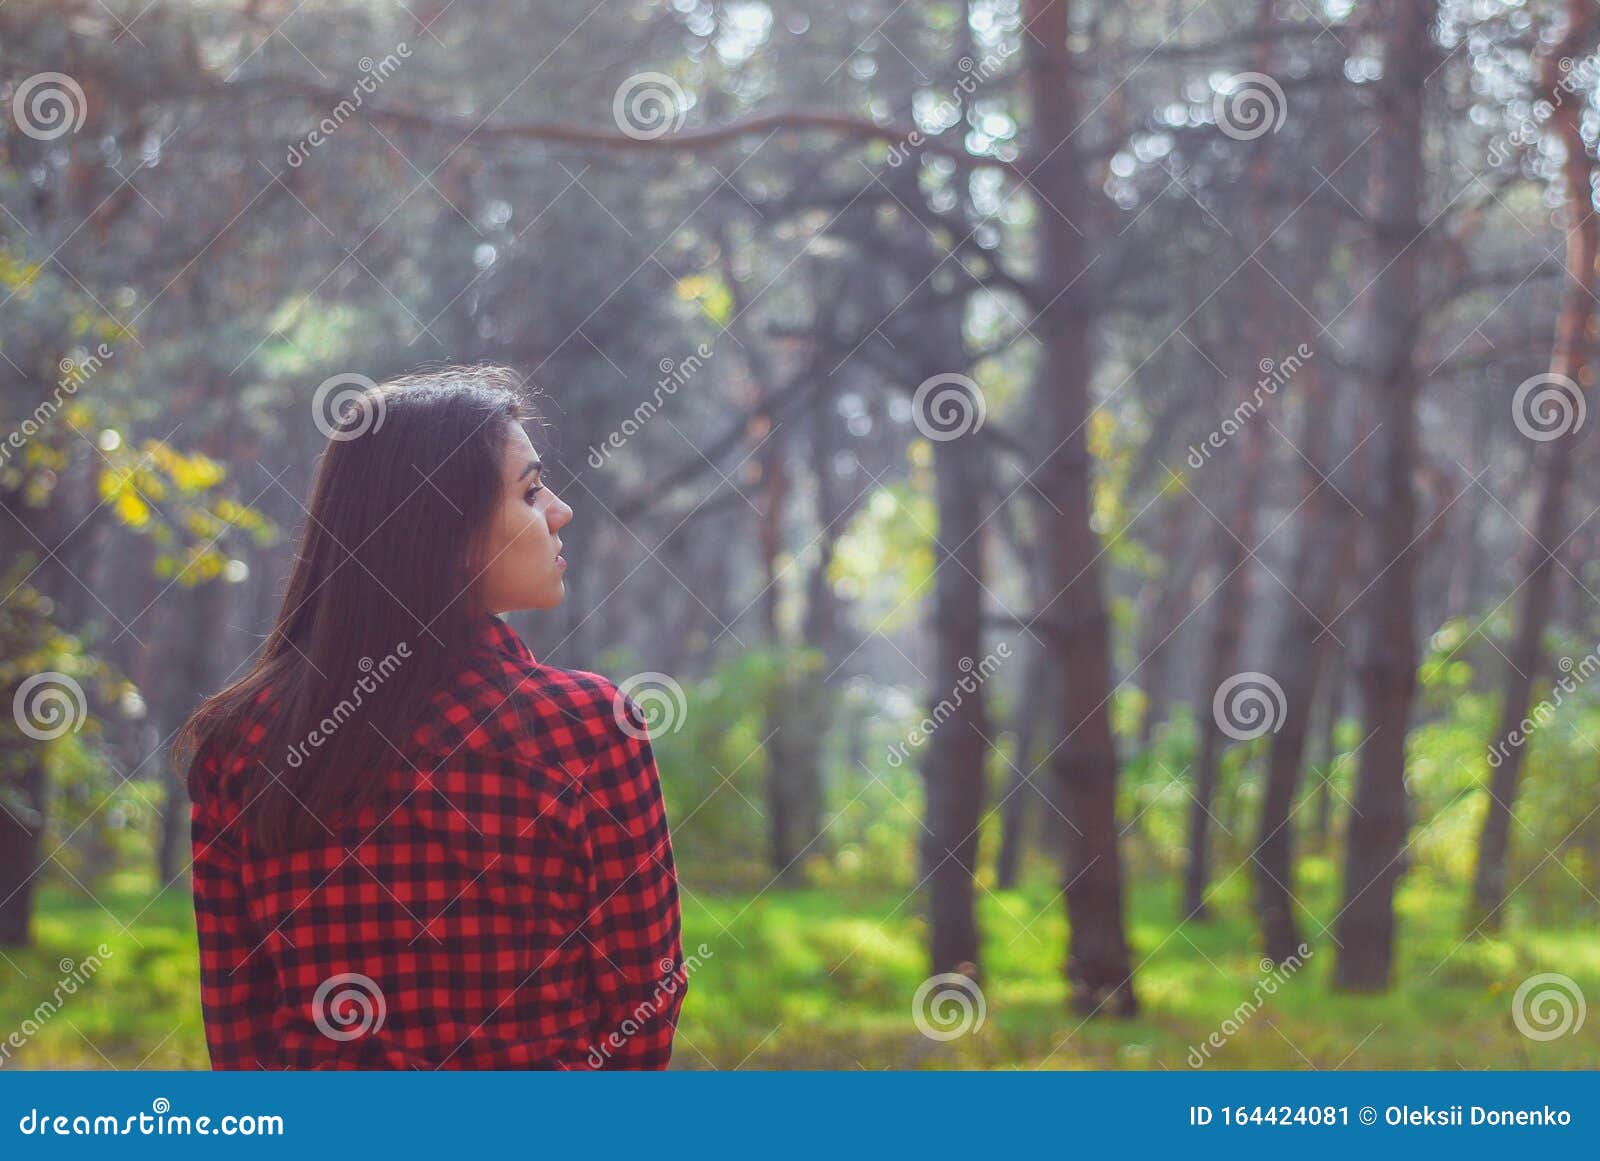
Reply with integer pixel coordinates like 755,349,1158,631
2,858,1595,1070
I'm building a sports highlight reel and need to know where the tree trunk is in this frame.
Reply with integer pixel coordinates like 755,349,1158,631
1181,430,1263,919
1253,363,1358,963
1334,0,1436,992
0,488,52,948
1311,633,1347,852
1026,0,1137,1016
921,417,990,974
1471,2,1600,931
996,639,1054,889
755,415,805,882
1134,501,1194,753
1184,0,1280,920
0,749,46,948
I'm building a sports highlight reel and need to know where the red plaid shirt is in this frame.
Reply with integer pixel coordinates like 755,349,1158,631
189,613,684,1069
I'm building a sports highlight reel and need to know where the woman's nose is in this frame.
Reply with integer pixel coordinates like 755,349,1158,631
550,495,574,531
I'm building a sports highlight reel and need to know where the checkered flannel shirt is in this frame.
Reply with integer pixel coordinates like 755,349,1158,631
190,613,684,1069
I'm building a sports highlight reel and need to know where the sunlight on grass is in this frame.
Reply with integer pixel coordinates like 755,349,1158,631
3,857,1595,1070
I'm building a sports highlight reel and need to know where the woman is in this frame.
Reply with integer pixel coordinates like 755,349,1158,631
177,366,684,1069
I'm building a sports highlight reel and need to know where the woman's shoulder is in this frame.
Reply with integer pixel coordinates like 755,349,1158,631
185,684,279,811
429,618,640,762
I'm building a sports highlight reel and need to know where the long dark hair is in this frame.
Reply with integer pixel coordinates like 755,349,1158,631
178,365,534,854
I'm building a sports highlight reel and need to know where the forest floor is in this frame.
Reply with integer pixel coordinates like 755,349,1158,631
3,856,1596,1070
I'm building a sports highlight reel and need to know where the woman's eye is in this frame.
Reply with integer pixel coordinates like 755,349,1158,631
524,484,544,505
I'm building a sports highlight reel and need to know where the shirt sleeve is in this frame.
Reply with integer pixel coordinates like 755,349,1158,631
576,693,685,1070
191,758,280,1070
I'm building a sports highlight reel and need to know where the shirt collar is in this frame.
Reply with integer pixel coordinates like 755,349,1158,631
474,612,537,665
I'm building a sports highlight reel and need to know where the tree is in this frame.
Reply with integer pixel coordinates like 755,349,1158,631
1335,0,1439,992
1025,0,1137,1016
1471,0,1600,931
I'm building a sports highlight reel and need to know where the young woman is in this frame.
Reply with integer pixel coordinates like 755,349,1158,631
178,366,684,1069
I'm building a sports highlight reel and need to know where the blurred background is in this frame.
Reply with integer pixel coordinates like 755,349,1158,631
3,0,1600,1069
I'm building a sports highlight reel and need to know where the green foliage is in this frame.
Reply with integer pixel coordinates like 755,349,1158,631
9,863,1598,1070
644,647,788,889
1119,704,1198,873
644,647,931,894
0,568,157,888
829,482,936,633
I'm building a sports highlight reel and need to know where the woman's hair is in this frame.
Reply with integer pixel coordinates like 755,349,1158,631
177,365,535,854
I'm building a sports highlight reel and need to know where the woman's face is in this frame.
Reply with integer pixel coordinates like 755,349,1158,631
474,423,573,613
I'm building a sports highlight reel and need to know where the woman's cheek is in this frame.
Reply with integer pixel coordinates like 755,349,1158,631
519,514,545,558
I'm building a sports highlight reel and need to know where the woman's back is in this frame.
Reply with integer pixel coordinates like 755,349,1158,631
191,612,684,1070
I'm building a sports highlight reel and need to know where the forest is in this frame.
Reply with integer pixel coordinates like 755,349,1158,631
2,0,1599,1070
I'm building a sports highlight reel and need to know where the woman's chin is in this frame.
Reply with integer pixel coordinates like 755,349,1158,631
535,580,565,609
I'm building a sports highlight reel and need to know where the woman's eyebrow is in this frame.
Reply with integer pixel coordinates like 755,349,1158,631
517,459,542,481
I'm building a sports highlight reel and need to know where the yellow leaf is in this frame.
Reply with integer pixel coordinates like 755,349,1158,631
113,490,150,527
